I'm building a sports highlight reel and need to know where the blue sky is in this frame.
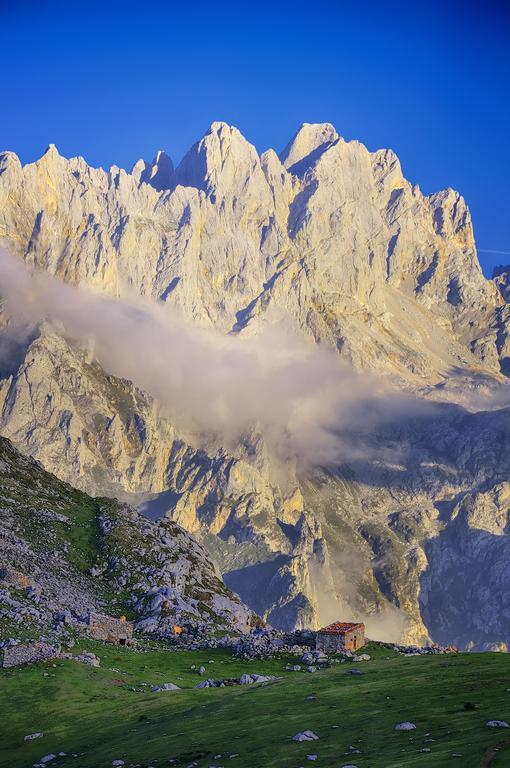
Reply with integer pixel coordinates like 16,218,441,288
1,0,509,275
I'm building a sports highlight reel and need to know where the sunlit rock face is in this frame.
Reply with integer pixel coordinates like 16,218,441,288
1,122,510,647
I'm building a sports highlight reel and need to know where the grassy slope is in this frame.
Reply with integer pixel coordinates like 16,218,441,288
1,643,509,768
0,435,102,568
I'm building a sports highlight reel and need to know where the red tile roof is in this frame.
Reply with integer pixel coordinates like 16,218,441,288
318,621,365,635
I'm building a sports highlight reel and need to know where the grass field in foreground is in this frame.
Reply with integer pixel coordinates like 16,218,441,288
1,641,509,768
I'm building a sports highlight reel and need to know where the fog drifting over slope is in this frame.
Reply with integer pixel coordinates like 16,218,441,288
0,251,448,467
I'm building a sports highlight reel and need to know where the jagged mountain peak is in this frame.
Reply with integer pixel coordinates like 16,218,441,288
492,264,510,302
0,121,503,364
172,120,270,205
31,143,65,171
180,120,255,162
131,149,174,191
208,120,242,135
279,122,340,173
42,142,60,157
0,150,22,175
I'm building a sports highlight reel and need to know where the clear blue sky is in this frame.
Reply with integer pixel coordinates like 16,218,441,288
1,0,509,275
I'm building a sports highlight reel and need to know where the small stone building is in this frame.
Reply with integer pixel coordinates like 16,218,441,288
315,621,366,652
0,566,35,589
88,612,133,645
2,641,60,668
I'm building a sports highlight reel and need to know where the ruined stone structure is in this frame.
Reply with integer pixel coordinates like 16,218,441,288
315,621,366,652
0,567,36,590
1,641,60,668
88,612,133,644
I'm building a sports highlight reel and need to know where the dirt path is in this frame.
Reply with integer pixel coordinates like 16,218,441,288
480,738,510,767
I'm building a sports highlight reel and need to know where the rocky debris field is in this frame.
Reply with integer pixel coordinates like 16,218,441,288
390,642,459,656
194,672,277,689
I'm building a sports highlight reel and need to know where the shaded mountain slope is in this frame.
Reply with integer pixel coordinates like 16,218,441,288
0,435,253,641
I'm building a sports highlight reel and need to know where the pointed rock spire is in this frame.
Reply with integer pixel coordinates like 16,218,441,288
146,150,174,191
172,122,271,209
172,122,250,195
279,123,339,174
131,151,174,191
40,143,61,160
0,150,22,175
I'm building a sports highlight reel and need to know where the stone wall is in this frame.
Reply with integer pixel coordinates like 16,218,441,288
316,632,344,652
88,612,133,643
316,630,365,653
2,641,60,668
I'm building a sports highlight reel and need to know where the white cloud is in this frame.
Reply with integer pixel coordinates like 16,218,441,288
0,250,437,467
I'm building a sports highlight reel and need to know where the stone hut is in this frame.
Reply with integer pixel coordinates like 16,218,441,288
315,621,366,652
0,566,35,590
2,641,60,668
88,612,133,645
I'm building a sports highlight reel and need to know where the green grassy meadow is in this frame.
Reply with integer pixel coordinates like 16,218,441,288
1,642,509,768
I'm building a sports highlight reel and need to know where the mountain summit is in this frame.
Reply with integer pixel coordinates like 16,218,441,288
279,122,339,172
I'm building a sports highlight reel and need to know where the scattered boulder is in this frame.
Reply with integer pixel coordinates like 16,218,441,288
486,720,509,728
302,650,329,665
395,722,416,731
292,730,319,742
24,733,43,741
60,651,100,667
151,682,180,692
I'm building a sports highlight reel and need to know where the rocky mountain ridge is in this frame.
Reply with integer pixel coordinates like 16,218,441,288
1,121,507,375
1,122,510,647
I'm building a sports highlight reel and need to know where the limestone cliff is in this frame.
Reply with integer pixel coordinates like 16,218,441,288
1,122,510,648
